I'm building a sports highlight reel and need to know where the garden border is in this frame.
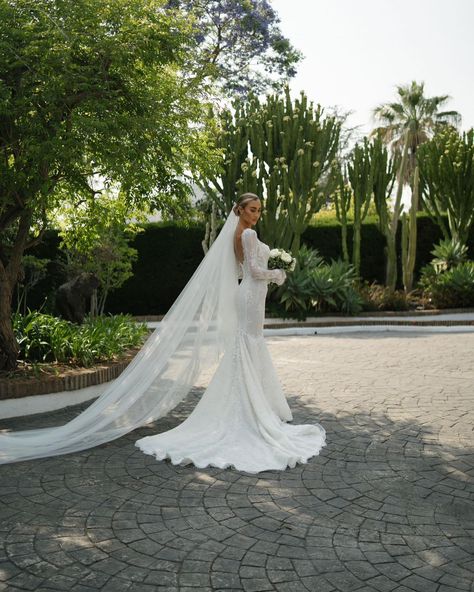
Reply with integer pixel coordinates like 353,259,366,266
0,348,138,400
1,309,474,420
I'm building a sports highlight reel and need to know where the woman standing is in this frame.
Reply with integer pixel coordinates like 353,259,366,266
136,193,326,471
0,194,326,471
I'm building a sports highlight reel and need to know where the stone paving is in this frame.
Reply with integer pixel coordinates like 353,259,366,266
0,331,473,592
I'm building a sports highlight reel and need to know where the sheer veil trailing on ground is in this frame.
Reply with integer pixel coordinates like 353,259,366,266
0,211,240,464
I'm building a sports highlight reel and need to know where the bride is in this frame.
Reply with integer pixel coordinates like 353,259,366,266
0,193,326,472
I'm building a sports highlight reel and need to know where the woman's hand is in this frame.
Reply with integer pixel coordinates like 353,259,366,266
275,269,286,286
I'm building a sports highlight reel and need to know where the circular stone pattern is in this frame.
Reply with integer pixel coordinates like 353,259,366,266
0,332,473,592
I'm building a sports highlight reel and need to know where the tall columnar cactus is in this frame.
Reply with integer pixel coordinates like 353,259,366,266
201,201,218,254
198,102,250,213
246,88,341,252
199,90,341,253
418,128,474,247
401,165,419,292
370,137,399,289
347,138,375,275
333,165,352,263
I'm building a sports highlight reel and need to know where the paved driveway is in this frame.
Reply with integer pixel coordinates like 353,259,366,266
0,332,473,592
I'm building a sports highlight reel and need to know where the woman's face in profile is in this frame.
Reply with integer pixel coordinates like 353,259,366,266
240,199,262,226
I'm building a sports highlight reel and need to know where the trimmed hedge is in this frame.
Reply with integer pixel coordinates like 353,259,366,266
107,223,205,315
25,215,474,316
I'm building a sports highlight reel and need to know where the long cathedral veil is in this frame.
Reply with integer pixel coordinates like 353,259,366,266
0,210,240,464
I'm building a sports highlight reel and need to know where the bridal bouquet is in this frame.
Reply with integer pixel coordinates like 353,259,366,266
268,248,296,272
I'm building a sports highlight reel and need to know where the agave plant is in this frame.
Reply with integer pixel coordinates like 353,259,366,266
294,244,325,271
429,262,474,308
278,271,314,316
310,260,363,314
430,238,468,273
276,246,362,317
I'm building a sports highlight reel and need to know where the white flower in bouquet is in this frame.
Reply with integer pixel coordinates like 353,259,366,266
268,248,296,272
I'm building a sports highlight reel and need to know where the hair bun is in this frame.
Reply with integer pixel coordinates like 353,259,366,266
232,203,239,215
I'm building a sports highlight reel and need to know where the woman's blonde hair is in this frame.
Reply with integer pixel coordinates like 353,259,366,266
233,193,261,215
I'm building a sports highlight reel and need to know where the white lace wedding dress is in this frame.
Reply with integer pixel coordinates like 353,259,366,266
136,228,327,472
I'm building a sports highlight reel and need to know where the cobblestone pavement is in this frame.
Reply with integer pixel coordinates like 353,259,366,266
0,332,473,592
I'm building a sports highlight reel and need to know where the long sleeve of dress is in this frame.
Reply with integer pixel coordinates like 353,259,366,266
242,229,286,285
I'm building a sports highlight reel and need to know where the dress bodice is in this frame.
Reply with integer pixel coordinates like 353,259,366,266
236,228,285,338
239,231,271,280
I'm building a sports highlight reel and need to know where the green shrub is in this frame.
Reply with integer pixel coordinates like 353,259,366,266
425,262,474,309
12,312,148,366
358,282,409,311
429,238,468,273
277,246,363,318
23,215,474,315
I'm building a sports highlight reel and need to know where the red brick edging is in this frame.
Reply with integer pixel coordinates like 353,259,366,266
0,350,138,401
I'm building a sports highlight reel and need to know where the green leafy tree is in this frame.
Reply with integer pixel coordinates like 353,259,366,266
54,191,145,316
418,128,474,247
0,0,214,370
372,80,461,291
168,0,303,95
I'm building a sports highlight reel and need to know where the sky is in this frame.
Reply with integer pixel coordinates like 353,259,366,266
271,0,474,136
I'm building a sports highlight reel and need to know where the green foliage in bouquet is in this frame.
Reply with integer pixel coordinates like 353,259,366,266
12,312,148,367
276,245,363,319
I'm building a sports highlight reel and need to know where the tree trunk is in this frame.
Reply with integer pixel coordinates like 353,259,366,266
290,235,300,256
0,209,32,371
402,165,419,292
352,222,361,275
385,232,397,289
386,129,410,292
0,269,18,371
341,221,349,264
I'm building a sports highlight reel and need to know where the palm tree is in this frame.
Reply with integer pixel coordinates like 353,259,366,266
372,81,461,292
373,80,461,180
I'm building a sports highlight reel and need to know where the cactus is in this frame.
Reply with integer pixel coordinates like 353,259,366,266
247,88,341,252
418,128,474,247
201,201,218,254
401,165,419,292
347,138,375,275
333,165,352,264
370,137,400,291
197,103,250,213
199,90,341,253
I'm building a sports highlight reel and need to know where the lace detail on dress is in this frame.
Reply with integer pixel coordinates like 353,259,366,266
135,227,326,473
238,228,284,339
241,228,285,284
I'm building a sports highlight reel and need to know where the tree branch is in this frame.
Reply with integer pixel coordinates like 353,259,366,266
0,204,22,232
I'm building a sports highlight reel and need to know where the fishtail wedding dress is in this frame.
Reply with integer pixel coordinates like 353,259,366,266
136,228,326,472
0,211,326,471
